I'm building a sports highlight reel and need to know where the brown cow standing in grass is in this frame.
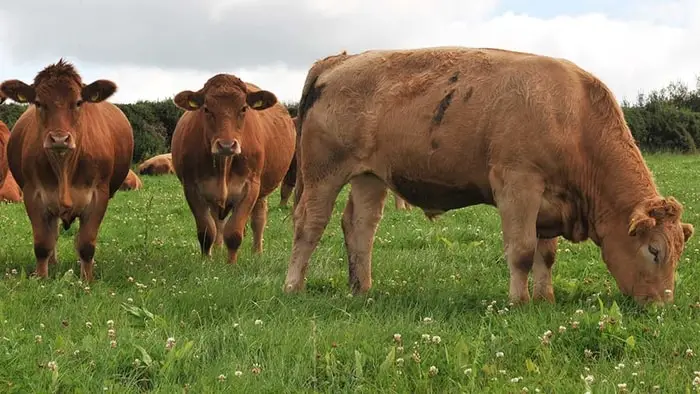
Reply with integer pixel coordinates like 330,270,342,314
171,74,296,263
138,153,174,175
0,59,134,281
120,169,143,191
283,47,694,306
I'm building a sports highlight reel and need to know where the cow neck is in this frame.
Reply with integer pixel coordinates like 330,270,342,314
579,127,658,246
44,144,80,210
210,153,232,207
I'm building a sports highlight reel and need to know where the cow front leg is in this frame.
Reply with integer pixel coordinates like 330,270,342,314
250,197,268,254
491,167,545,304
532,237,558,302
75,191,109,283
223,182,261,264
183,187,216,257
24,193,59,278
341,174,387,294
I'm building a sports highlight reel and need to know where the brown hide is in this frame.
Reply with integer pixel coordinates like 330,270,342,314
0,120,11,189
283,47,694,306
138,153,174,175
0,170,22,203
120,169,143,191
279,116,298,207
0,120,22,202
171,74,296,263
1,59,134,281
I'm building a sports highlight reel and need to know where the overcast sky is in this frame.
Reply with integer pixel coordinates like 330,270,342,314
1,0,699,105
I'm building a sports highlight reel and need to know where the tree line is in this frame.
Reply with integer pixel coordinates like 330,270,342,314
1,76,699,163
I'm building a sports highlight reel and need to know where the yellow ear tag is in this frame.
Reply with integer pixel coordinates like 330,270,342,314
17,94,26,102
252,100,263,108
188,99,199,109
90,93,100,101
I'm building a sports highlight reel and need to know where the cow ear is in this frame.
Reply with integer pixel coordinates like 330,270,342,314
82,80,117,103
246,90,277,110
0,80,36,104
682,223,694,242
174,90,204,111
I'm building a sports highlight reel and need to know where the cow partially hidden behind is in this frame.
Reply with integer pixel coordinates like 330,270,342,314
0,59,134,281
0,110,22,203
120,169,143,191
171,74,295,263
283,47,694,306
138,153,174,175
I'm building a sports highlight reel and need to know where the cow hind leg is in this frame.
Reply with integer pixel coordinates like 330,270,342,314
342,174,387,294
532,237,558,302
283,174,348,293
76,193,110,282
280,183,294,207
394,193,411,210
251,197,268,254
491,169,545,304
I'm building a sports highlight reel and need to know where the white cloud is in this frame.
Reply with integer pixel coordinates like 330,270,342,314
0,0,699,105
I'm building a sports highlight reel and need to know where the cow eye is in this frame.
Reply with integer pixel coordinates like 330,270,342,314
648,245,660,263
241,106,248,113
35,101,43,109
76,100,83,108
203,107,211,113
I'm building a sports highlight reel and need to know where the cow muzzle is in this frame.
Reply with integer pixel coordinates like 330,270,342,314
44,131,76,152
212,138,241,156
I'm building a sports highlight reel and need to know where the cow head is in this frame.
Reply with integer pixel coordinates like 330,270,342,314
602,196,694,305
0,59,117,154
0,91,6,105
173,74,277,157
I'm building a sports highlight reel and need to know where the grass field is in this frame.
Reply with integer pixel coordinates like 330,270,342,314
1,154,700,393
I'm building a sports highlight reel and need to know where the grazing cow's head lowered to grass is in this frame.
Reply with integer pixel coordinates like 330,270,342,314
0,59,117,154
605,196,693,305
173,74,278,157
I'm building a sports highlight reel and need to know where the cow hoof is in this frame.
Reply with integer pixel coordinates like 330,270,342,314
283,282,304,293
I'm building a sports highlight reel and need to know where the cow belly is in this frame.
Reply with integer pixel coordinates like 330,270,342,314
390,175,491,212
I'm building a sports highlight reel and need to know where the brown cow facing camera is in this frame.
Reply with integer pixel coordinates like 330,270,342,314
171,74,296,263
283,47,694,306
0,59,134,281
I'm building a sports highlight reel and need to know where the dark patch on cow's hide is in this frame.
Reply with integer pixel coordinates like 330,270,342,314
448,71,459,84
432,89,455,126
463,86,474,102
298,74,326,127
391,175,490,211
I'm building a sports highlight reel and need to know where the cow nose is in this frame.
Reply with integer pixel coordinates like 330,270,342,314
45,132,75,150
213,139,241,156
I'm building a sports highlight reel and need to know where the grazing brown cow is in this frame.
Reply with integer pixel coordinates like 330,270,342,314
0,115,22,203
120,169,143,191
138,153,174,175
171,74,296,263
1,59,134,281
283,47,694,306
